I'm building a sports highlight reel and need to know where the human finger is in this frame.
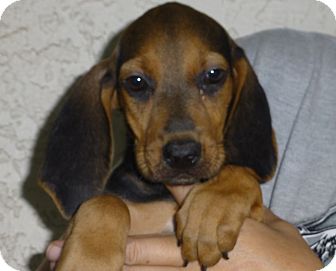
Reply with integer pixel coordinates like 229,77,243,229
46,240,64,270
125,235,184,267
46,240,64,262
123,259,227,271
124,265,181,271
165,184,194,205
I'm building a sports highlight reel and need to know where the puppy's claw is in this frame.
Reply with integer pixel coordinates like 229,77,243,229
201,264,207,271
177,239,182,247
183,259,189,267
222,252,229,260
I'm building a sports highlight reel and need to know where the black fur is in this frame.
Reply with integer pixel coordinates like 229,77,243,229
105,136,172,201
224,55,276,181
41,63,113,217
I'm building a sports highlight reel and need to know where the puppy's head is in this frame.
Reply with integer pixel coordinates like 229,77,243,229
40,3,277,217
116,3,276,184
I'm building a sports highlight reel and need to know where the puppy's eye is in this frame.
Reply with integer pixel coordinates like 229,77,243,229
123,75,153,100
204,69,226,84
124,76,148,92
197,68,227,96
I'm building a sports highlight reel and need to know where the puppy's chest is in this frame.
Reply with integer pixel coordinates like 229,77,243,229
105,165,173,202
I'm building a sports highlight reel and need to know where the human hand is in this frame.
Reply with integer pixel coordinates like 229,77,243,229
46,208,323,271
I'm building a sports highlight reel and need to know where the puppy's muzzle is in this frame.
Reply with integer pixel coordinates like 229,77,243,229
163,139,201,170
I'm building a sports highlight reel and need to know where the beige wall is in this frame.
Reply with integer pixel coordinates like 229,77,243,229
0,0,335,269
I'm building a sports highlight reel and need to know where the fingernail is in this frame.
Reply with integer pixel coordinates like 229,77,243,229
183,259,189,267
222,252,229,260
46,242,63,261
201,264,207,271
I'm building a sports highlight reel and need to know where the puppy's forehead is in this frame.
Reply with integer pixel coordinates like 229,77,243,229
118,3,232,64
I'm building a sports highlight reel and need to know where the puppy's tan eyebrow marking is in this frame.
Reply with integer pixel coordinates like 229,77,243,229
202,52,229,70
119,57,145,79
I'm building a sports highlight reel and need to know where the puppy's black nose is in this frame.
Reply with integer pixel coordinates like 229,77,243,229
163,140,201,169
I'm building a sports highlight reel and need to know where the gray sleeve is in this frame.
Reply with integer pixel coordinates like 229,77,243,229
237,29,336,265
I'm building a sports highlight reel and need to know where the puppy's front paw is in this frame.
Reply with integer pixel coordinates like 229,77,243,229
56,195,130,271
175,166,263,269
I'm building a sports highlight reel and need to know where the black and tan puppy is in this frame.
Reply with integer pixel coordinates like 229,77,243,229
39,2,277,270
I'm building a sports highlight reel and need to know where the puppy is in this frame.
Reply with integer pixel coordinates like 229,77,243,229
40,2,277,270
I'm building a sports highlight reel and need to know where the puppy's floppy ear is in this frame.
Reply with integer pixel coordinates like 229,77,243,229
39,57,118,219
224,43,277,182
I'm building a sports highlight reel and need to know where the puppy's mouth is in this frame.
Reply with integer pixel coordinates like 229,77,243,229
152,169,205,185
136,139,225,185
148,159,220,185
